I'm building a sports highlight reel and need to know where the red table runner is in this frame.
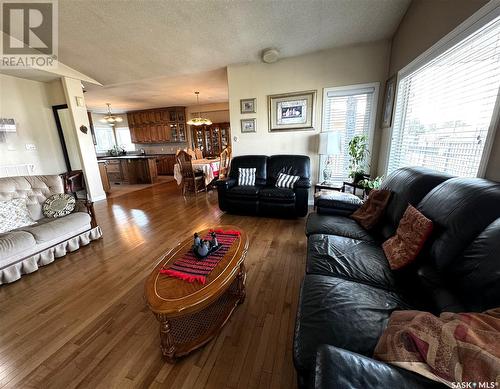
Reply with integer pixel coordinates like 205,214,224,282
160,229,240,284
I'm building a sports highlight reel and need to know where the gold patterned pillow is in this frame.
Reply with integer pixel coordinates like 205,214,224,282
382,205,434,270
42,194,76,218
0,198,36,233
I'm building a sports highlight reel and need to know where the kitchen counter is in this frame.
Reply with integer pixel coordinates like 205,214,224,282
98,155,158,160
99,156,158,185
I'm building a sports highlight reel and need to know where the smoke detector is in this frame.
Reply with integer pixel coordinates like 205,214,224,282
262,48,280,64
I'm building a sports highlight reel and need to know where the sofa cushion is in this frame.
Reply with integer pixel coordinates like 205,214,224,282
267,155,310,184
0,198,36,233
376,167,452,240
383,205,434,270
293,275,412,375
42,193,76,218
226,185,262,199
306,234,396,290
229,155,268,186
417,178,500,270
315,191,362,213
18,212,91,243
0,231,36,261
237,168,256,186
259,187,295,202
305,213,376,242
350,189,391,230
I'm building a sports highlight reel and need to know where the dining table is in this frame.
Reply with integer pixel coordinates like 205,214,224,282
174,158,220,186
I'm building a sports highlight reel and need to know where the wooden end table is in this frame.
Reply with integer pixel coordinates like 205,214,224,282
144,225,249,363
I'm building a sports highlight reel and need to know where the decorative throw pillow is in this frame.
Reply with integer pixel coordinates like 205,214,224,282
42,193,76,218
238,168,256,186
275,172,300,188
0,198,36,233
350,189,391,230
382,205,434,270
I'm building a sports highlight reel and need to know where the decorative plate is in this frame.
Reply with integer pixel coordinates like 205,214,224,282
42,193,76,218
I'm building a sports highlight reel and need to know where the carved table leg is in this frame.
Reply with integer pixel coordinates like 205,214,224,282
236,263,246,304
156,313,176,363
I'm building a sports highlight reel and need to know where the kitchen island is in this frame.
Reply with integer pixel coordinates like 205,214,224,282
98,156,158,185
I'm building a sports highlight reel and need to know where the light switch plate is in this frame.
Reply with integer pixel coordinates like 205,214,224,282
25,143,37,151
75,96,84,107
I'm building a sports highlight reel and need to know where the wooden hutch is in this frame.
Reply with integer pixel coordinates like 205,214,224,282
191,122,231,157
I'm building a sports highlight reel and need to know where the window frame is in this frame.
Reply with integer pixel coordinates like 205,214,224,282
321,82,380,181
385,2,500,178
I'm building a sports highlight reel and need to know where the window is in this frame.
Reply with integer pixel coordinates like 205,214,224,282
115,127,135,152
321,84,379,182
387,14,500,177
94,124,135,153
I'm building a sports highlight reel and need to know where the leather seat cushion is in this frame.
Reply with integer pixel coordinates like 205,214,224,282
0,231,36,260
306,234,396,290
226,185,262,199
293,274,413,374
305,213,376,242
259,187,295,202
18,212,91,243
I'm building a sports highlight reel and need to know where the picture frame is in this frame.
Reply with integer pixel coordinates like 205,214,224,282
240,98,256,114
381,75,397,128
268,90,316,132
240,118,256,133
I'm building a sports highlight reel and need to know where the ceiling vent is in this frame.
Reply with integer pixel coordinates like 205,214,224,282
262,48,280,64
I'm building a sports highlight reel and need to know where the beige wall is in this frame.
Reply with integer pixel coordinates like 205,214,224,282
379,0,499,181
227,41,391,184
0,74,67,175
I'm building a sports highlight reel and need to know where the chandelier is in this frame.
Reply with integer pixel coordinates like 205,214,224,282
187,92,212,126
100,103,123,126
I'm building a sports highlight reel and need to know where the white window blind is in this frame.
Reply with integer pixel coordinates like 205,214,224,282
321,85,377,182
388,15,500,177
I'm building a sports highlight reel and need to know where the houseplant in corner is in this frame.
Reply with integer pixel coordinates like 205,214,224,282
348,135,369,183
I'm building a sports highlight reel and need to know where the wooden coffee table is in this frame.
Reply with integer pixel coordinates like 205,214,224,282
144,225,248,362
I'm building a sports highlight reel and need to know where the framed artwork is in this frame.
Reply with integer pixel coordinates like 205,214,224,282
268,90,316,131
240,98,256,114
240,118,256,133
382,75,397,128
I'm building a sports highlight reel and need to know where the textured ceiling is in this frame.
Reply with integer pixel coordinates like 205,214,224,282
58,0,411,111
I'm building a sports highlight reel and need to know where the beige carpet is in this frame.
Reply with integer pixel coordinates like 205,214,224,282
106,176,175,199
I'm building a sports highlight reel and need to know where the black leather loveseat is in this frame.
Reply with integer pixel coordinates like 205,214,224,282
216,155,311,217
293,166,500,389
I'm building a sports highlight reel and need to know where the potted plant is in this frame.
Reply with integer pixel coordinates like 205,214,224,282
348,135,369,183
359,176,384,195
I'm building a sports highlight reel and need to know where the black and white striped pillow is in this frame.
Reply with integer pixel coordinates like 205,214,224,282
238,168,256,186
275,172,300,188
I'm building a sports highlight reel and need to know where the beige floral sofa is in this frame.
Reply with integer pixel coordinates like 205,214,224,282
0,175,102,284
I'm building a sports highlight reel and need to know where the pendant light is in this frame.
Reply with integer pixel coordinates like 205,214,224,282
100,103,123,126
187,91,212,126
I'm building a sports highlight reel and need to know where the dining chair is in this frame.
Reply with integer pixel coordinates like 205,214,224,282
176,150,206,196
186,148,197,160
219,148,230,179
194,148,203,159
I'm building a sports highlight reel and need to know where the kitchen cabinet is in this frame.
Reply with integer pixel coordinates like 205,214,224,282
192,122,231,157
127,107,186,144
99,157,158,184
98,161,111,193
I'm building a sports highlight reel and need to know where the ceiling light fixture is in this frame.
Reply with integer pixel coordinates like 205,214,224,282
187,91,212,126
100,103,123,126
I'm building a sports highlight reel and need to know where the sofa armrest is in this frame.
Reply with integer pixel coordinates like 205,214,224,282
294,178,311,189
312,345,444,389
215,178,237,190
74,199,97,228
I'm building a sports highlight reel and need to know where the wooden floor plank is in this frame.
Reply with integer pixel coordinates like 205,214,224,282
0,181,306,388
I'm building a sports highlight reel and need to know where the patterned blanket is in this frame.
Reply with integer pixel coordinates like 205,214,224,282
374,309,500,387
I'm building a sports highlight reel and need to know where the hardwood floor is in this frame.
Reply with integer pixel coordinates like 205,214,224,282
0,181,307,388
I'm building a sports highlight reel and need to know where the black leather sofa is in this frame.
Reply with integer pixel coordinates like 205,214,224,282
293,166,500,389
216,155,311,217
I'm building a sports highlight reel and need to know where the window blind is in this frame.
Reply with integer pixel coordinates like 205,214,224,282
388,15,500,177
322,86,376,182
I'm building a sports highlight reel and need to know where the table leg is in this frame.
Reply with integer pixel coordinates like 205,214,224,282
156,313,176,363
236,263,246,304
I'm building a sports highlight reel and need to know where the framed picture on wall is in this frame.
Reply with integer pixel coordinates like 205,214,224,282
268,90,316,131
241,118,256,133
381,75,397,128
240,98,256,113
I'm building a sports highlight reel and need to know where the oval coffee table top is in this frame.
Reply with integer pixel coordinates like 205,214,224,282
144,225,248,317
